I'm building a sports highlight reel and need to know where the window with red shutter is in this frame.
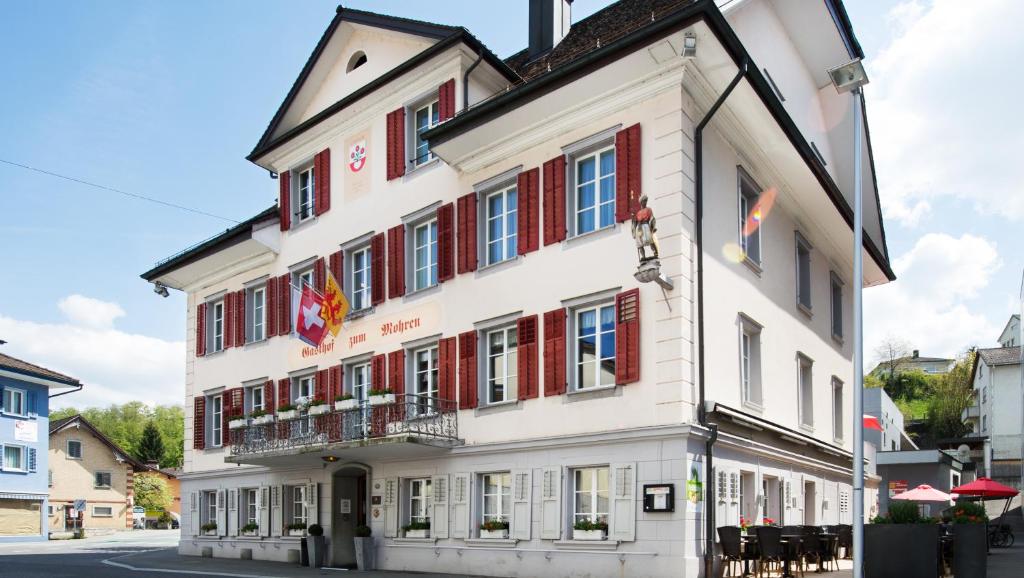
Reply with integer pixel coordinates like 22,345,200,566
330,364,343,400
266,278,278,338
264,380,276,412
456,193,478,273
438,337,457,408
222,292,233,350
279,274,292,335
329,250,343,287
386,108,406,180
371,354,386,391
543,155,567,245
314,257,326,294
388,349,406,394
195,302,207,357
279,171,291,231
438,78,456,122
437,203,455,282
370,233,386,305
543,308,567,396
315,148,331,215
193,397,206,450
277,378,291,410
316,369,329,402
517,168,540,255
458,331,478,409
615,288,641,384
517,315,539,400
387,225,406,299
615,123,642,222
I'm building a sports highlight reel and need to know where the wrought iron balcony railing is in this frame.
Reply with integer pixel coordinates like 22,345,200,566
228,394,458,457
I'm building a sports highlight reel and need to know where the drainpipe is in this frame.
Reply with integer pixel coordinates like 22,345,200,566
696,57,748,578
462,52,484,113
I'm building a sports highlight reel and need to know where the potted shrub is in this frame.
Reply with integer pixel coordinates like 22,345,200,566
572,519,608,541
250,409,274,425
402,521,430,539
240,522,259,537
865,501,940,578
369,389,396,406
307,524,327,568
308,398,330,416
335,393,359,411
951,501,988,578
354,525,375,570
277,404,299,421
480,518,510,539
287,522,307,537
157,511,173,530
200,522,218,536
228,413,248,429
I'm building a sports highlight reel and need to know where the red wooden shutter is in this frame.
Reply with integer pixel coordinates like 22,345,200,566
437,203,455,282
388,349,405,394
517,315,539,400
277,378,291,409
387,225,406,298
438,78,456,122
236,290,246,346
329,250,343,288
543,308,567,396
517,168,540,255
193,397,206,450
615,123,642,222
264,380,276,412
386,108,406,181
371,354,386,391
221,393,232,442
438,337,457,408
456,193,478,273
223,292,235,349
458,330,478,409
195,302,207,357
330,364,343,399
371,233,386,305
315,148,331,215
279,170,291,231
226,387,244,418
314,257,326,293
279,274,292,334
315,369,329,402
266,279,278,338
615,288,641,384
543,155,567,245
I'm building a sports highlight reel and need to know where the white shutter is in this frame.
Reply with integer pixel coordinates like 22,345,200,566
450,473,471,539
383,477,398,538
511,469,532,540
306,482,318,526
259,486,271,537
228,488,238,536
216,489,227,536
432,475,450,539
190,491,199,536
271,485,282,537
540,467,562,540
609,462,636,542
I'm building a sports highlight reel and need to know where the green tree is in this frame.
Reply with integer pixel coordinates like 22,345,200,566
134,472,172,512
925,350,976,440
137,421,166,466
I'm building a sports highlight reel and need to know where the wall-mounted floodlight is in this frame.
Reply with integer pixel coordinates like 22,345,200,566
682,32,697,57
828,58,869,93
153,282,170,298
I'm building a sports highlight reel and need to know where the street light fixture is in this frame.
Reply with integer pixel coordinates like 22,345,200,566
829,56,869,578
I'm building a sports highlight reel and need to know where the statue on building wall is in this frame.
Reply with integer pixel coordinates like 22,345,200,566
631,192,673,291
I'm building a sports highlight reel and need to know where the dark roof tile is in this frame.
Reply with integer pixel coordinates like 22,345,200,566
0,352,80,386
978,346,1021,367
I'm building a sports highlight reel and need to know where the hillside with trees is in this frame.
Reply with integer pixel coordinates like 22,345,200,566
51,402,184,469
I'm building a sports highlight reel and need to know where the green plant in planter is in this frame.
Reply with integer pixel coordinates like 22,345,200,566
158,511,173,527
573,519,609,532
241,522,259,533
480,518,510,531
355,525,372,537
950,501,988,524
286,522,308,531
277,404,297,412
335,393,354,401
200,522,218,533
402,521,431,532
249,409,268,419
308,398,327,407
308,524,324,536
872,501,938,524
369,389,392,397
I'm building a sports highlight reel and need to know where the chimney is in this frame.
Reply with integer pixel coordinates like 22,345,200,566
528,0,572,59
912,350,919,359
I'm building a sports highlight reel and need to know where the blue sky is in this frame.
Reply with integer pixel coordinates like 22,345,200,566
1,1,1020,407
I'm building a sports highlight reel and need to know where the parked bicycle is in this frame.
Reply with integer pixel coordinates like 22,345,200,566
988,524,1015,548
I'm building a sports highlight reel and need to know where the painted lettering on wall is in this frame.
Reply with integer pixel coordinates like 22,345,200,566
348,333,366,349
301,339,335,359
380,316,421,337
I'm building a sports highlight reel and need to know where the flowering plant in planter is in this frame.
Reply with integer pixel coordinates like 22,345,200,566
740,517,751,534
250,409,274,425
241,522,259,536
228,413,248,429
369,389,396,406
335,393,359,411
200,522,218,535
572,519,608,541
308,398,330,415
286,522,308,537
950,502,988,524
480,518,510,539
277,404,299,421
402,520,431,538
762,517,777,527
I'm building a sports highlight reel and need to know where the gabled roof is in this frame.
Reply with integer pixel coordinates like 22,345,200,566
49,414,159,473
0,352,80,387
977,346,1022,367
247,6,519,163
998,314,1020,342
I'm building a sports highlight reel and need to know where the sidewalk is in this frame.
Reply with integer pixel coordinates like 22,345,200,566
987,542,1024,578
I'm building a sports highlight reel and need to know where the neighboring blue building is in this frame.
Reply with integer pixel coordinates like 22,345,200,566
0,351,81,541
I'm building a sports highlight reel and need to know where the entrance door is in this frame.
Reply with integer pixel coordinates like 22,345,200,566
331,469,368,568
804,481,816,525
63,505,77,531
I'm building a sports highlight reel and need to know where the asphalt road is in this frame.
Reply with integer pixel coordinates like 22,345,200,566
0,530,183,578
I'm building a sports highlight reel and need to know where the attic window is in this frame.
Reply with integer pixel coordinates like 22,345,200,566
347,51,367,73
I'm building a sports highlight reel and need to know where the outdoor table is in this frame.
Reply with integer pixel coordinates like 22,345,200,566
740,534,757,577
780,535,804,578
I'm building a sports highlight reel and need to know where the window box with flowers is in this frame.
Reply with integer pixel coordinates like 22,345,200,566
950,502,988,578
287,523,307,537
402,521,430,539
368,389,395,406
241,522,259,537
228,415,248,429
277,404,299,421
572,520,608,541
250,409,274,426
479,519,509,540
200,522,218,536
335,394,359,412
308,399,330,416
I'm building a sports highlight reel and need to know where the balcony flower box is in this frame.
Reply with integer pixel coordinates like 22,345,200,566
402,521,430,539
288,529,306,537
335,397,359,411
480,529,509,539
572,520,608,541
309,403,330,416
572,529,606,541
369,391,396,406
252,414,274,426
200,522,218,537
404,529,429,539
228,418,248,430
277,407,299,421
241,523,259,537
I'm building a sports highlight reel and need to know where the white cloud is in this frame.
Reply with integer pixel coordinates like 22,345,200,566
866,233,1003,361
0,296,183,409
57,294,125,329
869,0,1024,226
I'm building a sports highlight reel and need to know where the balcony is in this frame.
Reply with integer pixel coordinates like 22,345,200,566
962,404,980,421
226,394,460,466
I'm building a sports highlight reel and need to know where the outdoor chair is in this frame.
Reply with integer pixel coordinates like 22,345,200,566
801,527,824,572
755,525,798,577
837,526,853,559
718,526,749,577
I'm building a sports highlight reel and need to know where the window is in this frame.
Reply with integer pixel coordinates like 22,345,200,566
485,185,518,265
49,469,53,487
248,285,266,343
798,355,813,428
210,300,225,353
575,304,616,389
573,467,609,525
486,327,518,403
413,346,439,415
291,485,307,526
297,166,316,222
350,246,371,311
573,146,616,235
481,472,512,525
95,471,112,488
408,478,432,525
795,233,812,312
982,387,987,404
351,363,370,402
832,378,844,441
2,387,26,416
2,445,25,471
830,273,843,340
737,169,762,265
67,440,82,459
92,506,113,517
296,374,314,401
210,395,223,447
248,385,264,414
47,504,55,515
295,268,314,291
245,488,258,526
413,100,439,166
203,490,217,525
982,415,987,432
413,220,438,291
739,317,762,406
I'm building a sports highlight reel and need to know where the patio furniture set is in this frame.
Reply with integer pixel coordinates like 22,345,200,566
718,524,852,577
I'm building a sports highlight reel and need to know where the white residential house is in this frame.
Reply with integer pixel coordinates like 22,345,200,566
142,1,894,576
999,314,1020,348
864,387,916,453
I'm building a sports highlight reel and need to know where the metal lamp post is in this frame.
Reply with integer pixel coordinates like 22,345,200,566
827,57,869,578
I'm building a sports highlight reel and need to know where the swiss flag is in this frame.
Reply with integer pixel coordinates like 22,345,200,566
296,285,328,347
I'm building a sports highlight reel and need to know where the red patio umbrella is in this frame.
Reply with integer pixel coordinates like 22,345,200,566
863,414,883,431
951,477,1019,499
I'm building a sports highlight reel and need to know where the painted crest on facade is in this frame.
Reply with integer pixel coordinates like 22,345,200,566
348,140,366,172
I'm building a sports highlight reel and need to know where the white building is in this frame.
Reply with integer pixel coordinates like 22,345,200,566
864,387,916,453
998,314,1020,348
966,326,1023,489
143,1,894,576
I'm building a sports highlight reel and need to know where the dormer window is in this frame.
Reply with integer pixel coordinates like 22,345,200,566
347,51,367,72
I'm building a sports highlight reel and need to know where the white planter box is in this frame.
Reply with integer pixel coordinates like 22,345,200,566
369,394,396,406
309,404,330,416
252,414,274,426
335,399,359,411
277,410,299,421
241,530,258,537
572,529,607,541
288,529,306,537
404,529,430,539
479,529,509,539
203,530,218,537
228,418,248,430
